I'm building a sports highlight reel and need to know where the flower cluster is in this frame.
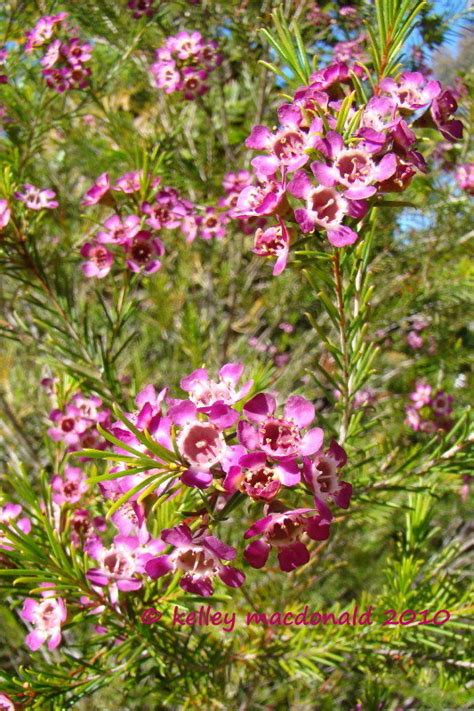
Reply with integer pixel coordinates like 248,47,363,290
456,163,474,195
236,60,463,274
100,363,352,589
79,171,192,277
150,31,222,100
79,169,258,278
24,13,92,92
405,381,454,433
404,317,436,354
48,391,110,452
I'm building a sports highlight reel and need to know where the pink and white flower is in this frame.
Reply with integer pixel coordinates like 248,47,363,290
51,465,88,505
86,533,164,604
20,588,67,651
238,392,324,463
96,214,142,245
14,184,58,210
253,220,290,275
145,524,245,596
180,362,252,409
287,170,357,246
80,242,114,278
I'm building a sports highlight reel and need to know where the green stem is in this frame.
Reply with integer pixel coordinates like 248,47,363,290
332,251,351,443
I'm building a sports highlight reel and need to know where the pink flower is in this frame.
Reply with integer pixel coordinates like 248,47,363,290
253,220,290,275
0,199,10,229
20,588,67,651
245,115,323,177
244,507,331,572
179,67,209,100
430,89,463,142
48,404,89,446
407,330,423,350
0,693,14,710
456,163,474,195
24,13,67,53
80,242,114,278
379,72,441,111
141,187,190,230
51,465,88,505
430,391,453,417
405,405,421,431
0,503,31,550
150,31,220,99
14,184,58,210
61,38,92,66
125,231,165,274
96,214,141,245
170,400,238,488
287,171,357,246
410,381,432,409
167,31,204,60
81,173,111,206
196,207,227,240
223,452,300,501
151,59,181,93
86,533,164,604
222,170,253,194
128,0,156,18
145,524,245,596
180,362,253,409
302,440,352,513
235,178,285,218
310,130,397,200
238,392,324,463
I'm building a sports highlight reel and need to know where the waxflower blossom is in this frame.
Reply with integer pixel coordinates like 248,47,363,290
145,524,245,596
0,503,31,550
81,172,111,206
379,72,441,111
150,31,221,100
81,242,114,278
125,231,164,274
51,465,88,505
180,362,253,409
238,393,324,462
47,391,110,452
24,13,67,53
20,588,67,651
456,163,474,195
96,214,142,245
302,440,352,514
127,0,156,18
244,507,331,572
253,219,291,275
405,381,454,433
85,532,164,604
0,694,14,710
223,452,301,501
14,184,58,210
79,171,207,278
